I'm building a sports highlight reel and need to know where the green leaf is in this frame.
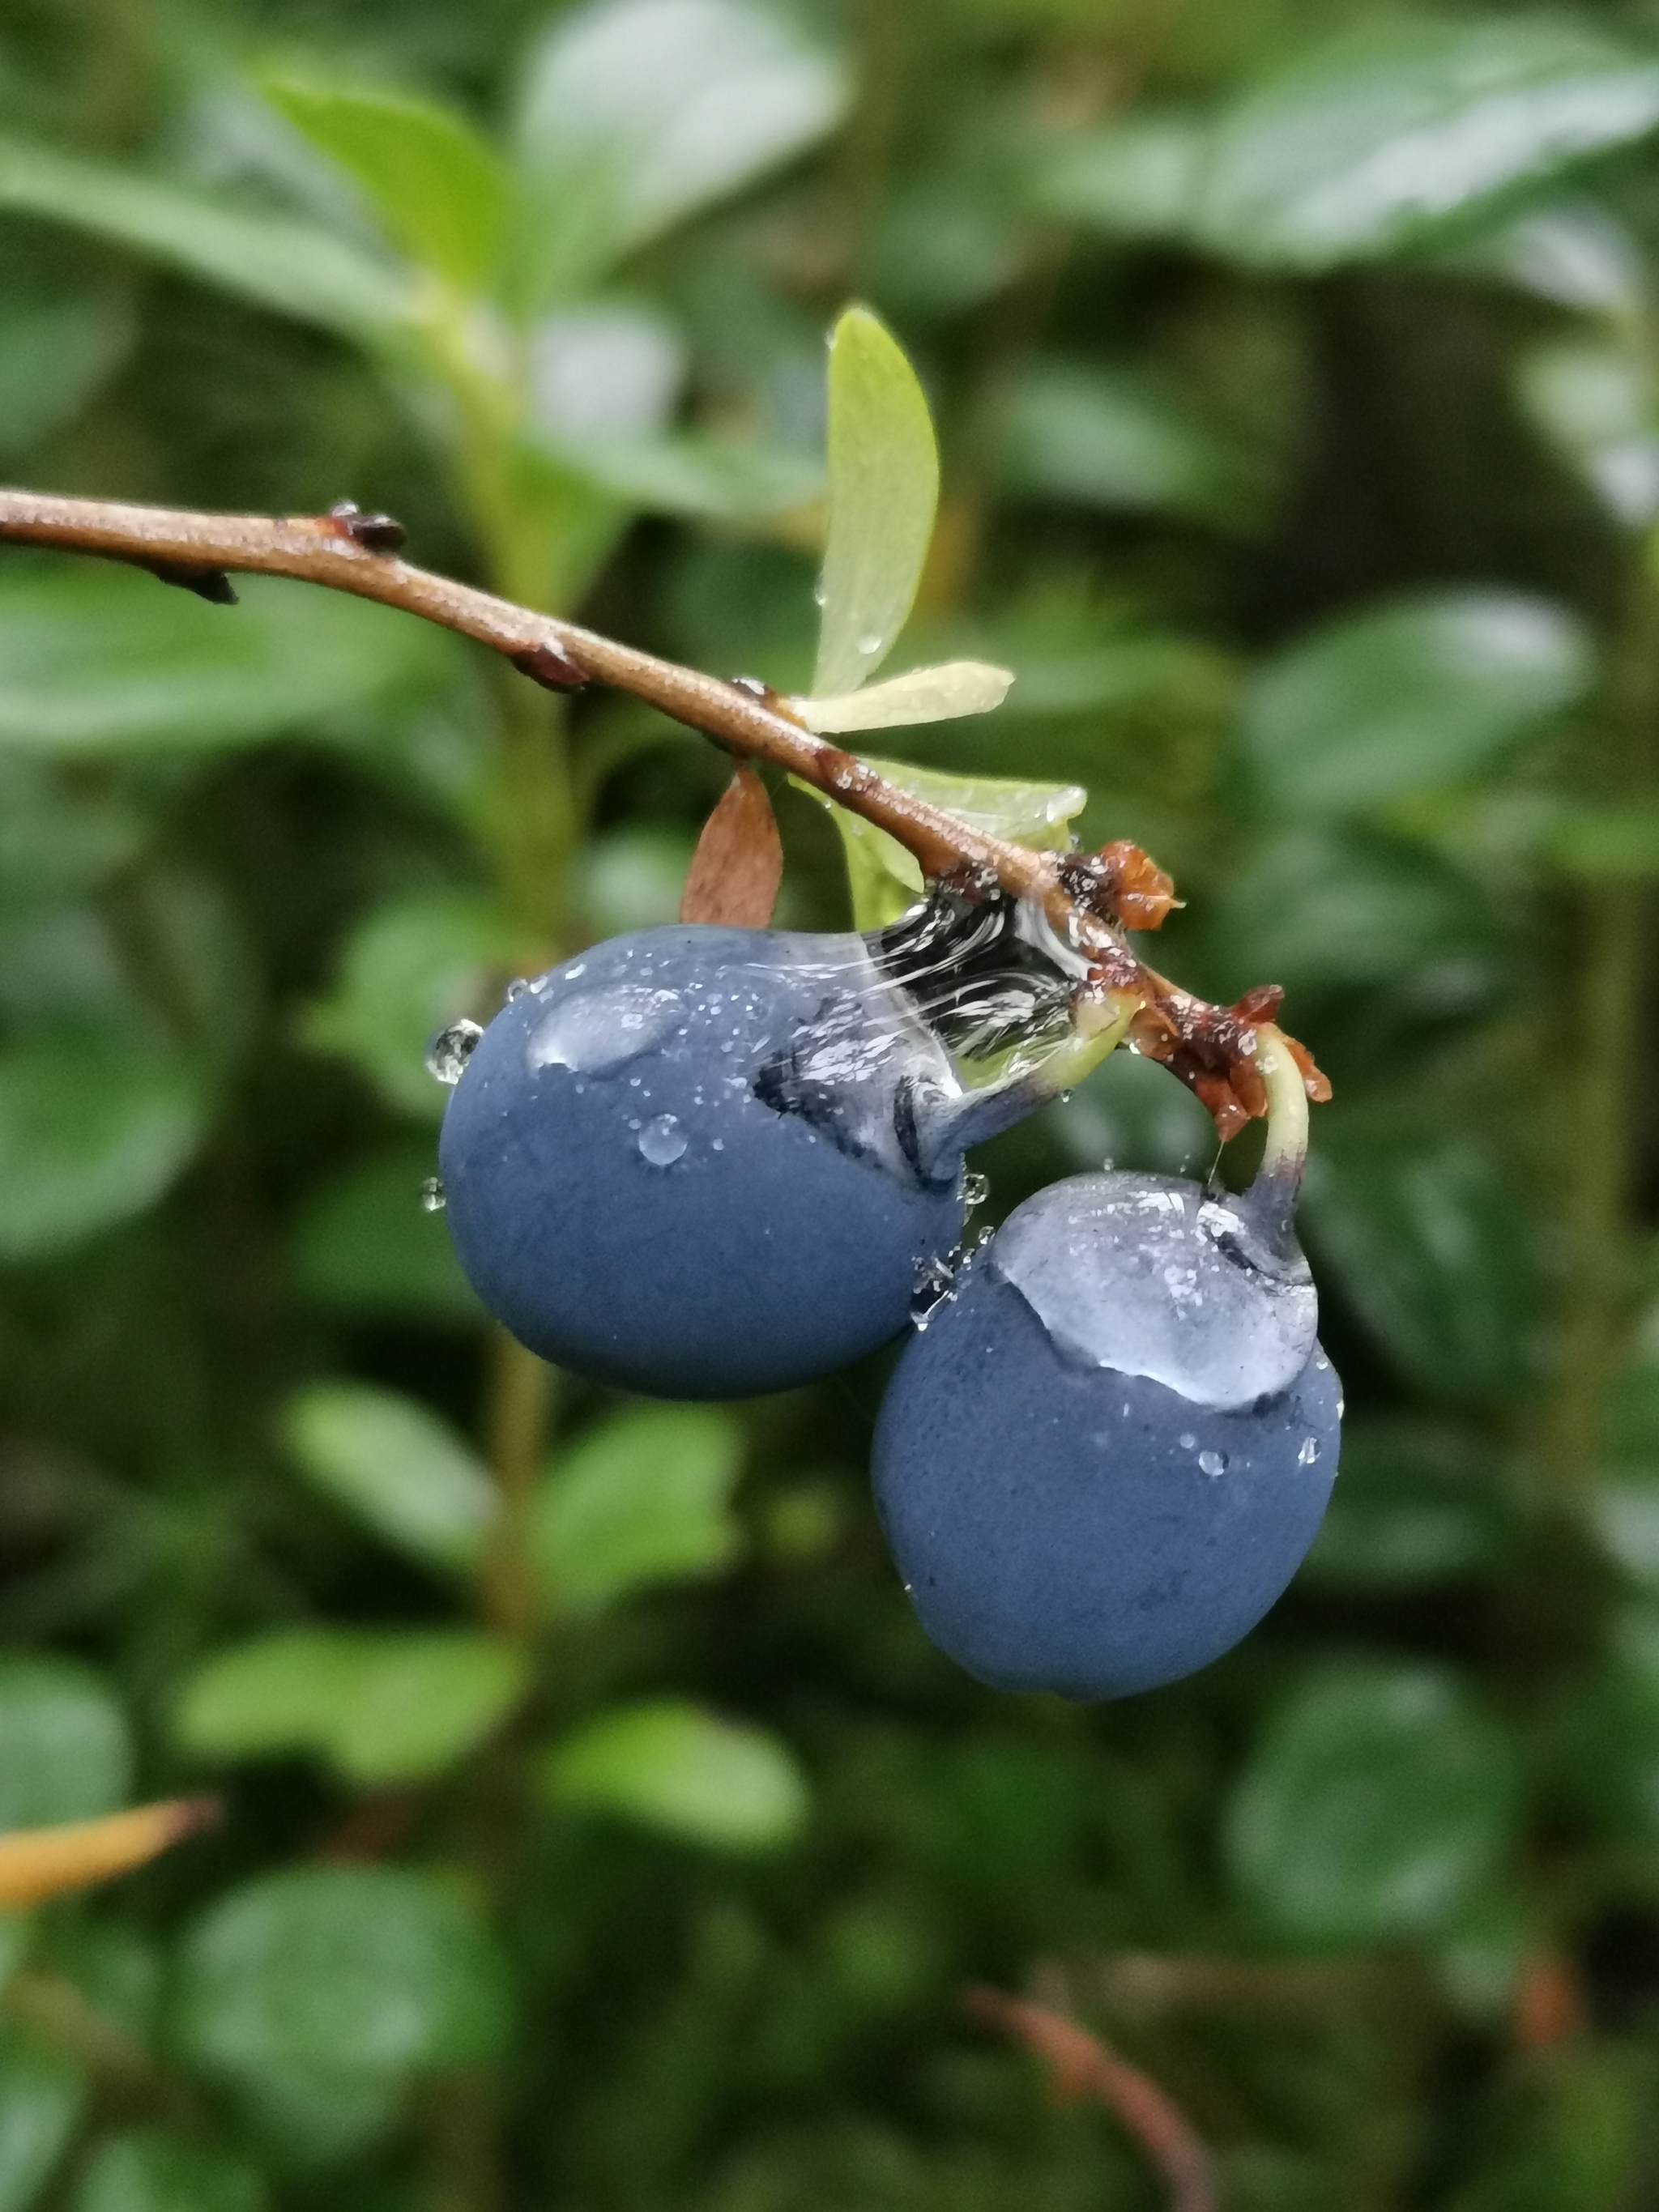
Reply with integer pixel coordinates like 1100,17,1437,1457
1195,19,1659,271
1301,1419,1516,1591
72,2131,266,2212
543,1700,807,1851
510,0,846,301
1226,1661,1522,1943
263,79,506,294
0,1656,130,1829
542,432,822,522
0,1035,203,1260
1031,111,1207,243
291,1143,482,1324
532,1405,744,1614
1518,336,1659,528
999,360,1254,528
790,662,1013,734
282,1383,495,1575
812,306,939,700
0,566,452,756
1240,590,1593,818
0,2030,83,2212
176,1628,526,1784
176,1865,510,2082
300,890,519,1119
0,296,127,458
1304,1115,1538,1407
0,136,409,339
798,756,1085,930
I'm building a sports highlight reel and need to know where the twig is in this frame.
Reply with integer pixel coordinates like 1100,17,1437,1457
966,1985,1217,2212
0,486,1327,1136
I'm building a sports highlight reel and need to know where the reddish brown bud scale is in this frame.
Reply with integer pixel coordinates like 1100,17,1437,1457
680,764,784,927
512,641,589,692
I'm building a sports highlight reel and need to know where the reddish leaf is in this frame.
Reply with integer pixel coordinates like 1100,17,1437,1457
680,765,783,927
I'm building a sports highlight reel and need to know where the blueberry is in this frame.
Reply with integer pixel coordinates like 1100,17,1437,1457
436,912,1062,1400
872,1170,1341,1698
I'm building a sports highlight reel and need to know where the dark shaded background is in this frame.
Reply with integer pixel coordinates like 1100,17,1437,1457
3,1,1659,2206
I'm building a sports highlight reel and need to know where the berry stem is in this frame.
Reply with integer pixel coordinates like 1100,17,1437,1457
0,485,1322,1140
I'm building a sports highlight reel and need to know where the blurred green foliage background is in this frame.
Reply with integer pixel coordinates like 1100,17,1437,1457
9,0,1659,2205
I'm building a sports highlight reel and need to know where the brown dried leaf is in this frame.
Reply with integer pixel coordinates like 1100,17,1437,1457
680,765,783,927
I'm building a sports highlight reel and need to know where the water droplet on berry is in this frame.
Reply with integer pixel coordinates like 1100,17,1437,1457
427,1020,483,1085
505,977,531,1001
420,1176,446,1213
1179,1432,1197,1451
638,1113,687,1166
527,984,680,1076
1198,1449,1227,1477
1297,1435,1320,1466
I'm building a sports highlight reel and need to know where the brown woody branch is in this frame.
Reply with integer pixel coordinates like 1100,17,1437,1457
0,487,1326,1136
966,1986,1217,2212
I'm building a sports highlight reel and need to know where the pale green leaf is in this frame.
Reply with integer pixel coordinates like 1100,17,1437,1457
176,1865,510,2079
511,0,846,301
263,79,508,294
1196,19,1659,271
538,431,822,520
0,1036,203,1260
175,1628,527,1784
532,1405,743,1614
812,306,939,699
300,890,519,1119
0,566,453,756
0,1656,130,1829
789,661,1013,733
543,1700,807,1850
1518,337,1659,526
282,1383,495,1574
1000,360,1253,527
1032,111,1206,242
795,755,1085,930
0,135,409,339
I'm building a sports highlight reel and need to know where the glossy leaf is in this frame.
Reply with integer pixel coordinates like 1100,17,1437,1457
72,2130,267,2212
1301,1419,1515,1590
532,1405,744,1615
812,306,939,699
511,0,845,300
1196,19,1659,270
999,360,1253,527
789,661,1013,734
0,2031,82,2212
290,1144,482,1324
300,890,519,1120
1227,1661,1522,1942
176,1629,525,1783
1240,590,1593,817
543,1700,807,1850
1304,1116,1539,1405
0,567,451,756
177,1865,511,2080
282,1383,495,1575
263,79,506,293
0,136,409,339
1518,336,1659,526
0,1036,203,1260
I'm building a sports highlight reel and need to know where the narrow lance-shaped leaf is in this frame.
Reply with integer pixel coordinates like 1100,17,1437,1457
812,306,939,699
262,79,509,295
680,766,783,927
790,660,1013,733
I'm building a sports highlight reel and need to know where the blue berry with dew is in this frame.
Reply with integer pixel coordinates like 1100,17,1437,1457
432,891,1122,1400
872,1029,1340,1698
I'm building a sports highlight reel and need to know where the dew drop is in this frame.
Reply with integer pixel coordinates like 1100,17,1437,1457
419,1176,446,1213
505,976,531,1002
812,579,827,607
712,1138,725,1152
962,1170,990,1209
856,630,883,655
638,1113,687,1166
1297,1435,1320,1466
427,1020,483,1085
1178,1432,1197,1451
1198,1449,1227,1478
